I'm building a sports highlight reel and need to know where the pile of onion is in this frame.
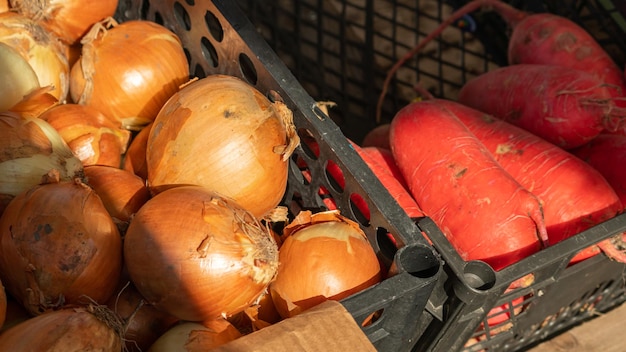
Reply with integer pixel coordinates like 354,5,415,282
9,0,119,45
146,74,299,218
270,210,382,318
123,185,279,322
0,173,122,315
0,304,123,350
0,11,70,102
0,111,83,215
70,18,190,130
38,103,131,167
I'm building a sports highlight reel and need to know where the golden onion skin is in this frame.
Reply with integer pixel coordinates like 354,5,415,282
123,186,279,322
0,178,123,316
146,75,298,218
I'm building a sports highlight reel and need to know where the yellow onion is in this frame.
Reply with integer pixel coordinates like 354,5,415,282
0,304,123,350
38,103,131,167
0,1,8,12
8,85,59,118
107,281,179,352
0,11,70,101
0,42,40,111
0,295,29,333
124,185,279,322
123,122,151,180
0,175,123,315
84,165,150,231
270,210,382,318
146,75,299,218
9,0,119,45
70,18,189,130
0,111,83,215
0,280,5,329
148,319,242,352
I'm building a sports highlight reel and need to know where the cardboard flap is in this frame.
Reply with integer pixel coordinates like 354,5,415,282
212,300,376,352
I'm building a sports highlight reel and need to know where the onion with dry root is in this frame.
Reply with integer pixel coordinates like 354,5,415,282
148,319,242,352
0,111,83,215
0,304,123,351
9,0,119,45
38,103,131,167
146,74,299,218
70,18,190,130
270,210,382,318
0,11,70,102
107,281,179,352
0,174,123,315
123,185,279,322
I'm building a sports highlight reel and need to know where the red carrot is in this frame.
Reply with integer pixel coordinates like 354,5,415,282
358,145,408,190
439,99,625,263
389,100,547,270
376,0,626,121
571,134,626,207
457,64,622,149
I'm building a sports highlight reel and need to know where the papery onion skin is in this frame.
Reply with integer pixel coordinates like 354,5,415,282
70,19,189,129
38,103,131,167
0,12,70,101
0,42,40,112
146,75,299,218
8,86,59,118
0,111,83,215
84,165,150,224
124,185,279,322
0,177,123,315
148,319,242,352
270,211,382,318
0,305,123,351
123,122,151,180
10,0,119,45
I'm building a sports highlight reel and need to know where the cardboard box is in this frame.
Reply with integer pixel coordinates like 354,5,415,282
212,300,377,352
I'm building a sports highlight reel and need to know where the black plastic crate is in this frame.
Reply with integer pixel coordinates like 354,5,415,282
236,0,626,145
234,1,626,351
114,1,442,351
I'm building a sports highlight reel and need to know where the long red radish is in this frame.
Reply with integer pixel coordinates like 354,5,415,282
571,134,626,207
438,99,625,263
457,64,622,149
376,0,626,122
507,13,626,105
350,143,423,219
389,100,547,270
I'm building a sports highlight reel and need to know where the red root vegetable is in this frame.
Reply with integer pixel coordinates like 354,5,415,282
458,64,622,149
439,99,625,263
389,100,547,270
571,134,626,208
350,143,422,219
362,123,392,150
377,0,626,122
